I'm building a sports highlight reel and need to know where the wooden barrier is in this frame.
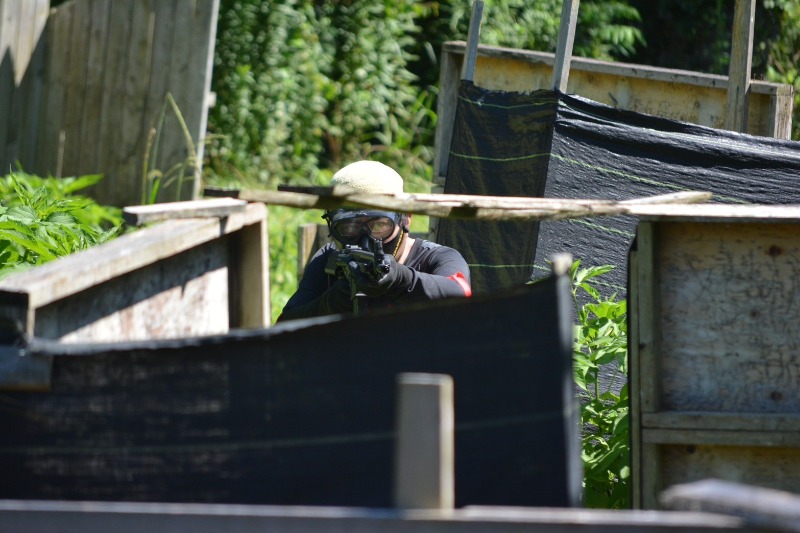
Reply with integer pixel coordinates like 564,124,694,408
0,277,580,508
628,204,800,509
0,0,219,207
0,200,268,389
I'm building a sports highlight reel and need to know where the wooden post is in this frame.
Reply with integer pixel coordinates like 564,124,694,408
460,1,484,82
552,0,580,92
724,0,756,133
393,373,454,510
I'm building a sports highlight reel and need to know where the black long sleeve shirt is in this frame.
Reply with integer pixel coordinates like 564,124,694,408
277,239,471,321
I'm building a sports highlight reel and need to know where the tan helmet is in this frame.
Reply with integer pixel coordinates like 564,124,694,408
330,160,404,195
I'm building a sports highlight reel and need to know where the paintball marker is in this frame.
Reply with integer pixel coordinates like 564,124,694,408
325,236,392,315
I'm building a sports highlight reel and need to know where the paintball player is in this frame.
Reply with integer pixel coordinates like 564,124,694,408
277,160,472,321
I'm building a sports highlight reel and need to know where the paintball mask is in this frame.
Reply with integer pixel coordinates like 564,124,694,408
324,209,407,252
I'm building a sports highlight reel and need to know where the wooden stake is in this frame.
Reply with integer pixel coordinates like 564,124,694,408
552,0,580,92
460,0,484,82
393,373,454,510
724,0,756,133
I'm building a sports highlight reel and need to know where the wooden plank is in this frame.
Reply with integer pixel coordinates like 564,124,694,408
35,238,230,342
460,0,483,82
113,0,155,206
0,500,749,532
433,41,461,184
35,0,69,177
0,0,18,171
634,203,800,223
643,429,800,447
724,0,756,133
226,202,269,328
15,0,49,171
138,0,177,204
628,243,643,509
635,221,663,510
0,203,265,311
59,0,90,177
76,0,111,175
242,188,713,222
151,0,218,204
643,412,800,433
122,198,248,226
297,223,329,280
552,0,579,92
443,41,787,96
662,479,800,533
92,0,134,203
394,373,454,510
657,444,800,497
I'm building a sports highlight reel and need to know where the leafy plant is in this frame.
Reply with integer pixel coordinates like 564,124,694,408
0,171,122,279
569,260,630,508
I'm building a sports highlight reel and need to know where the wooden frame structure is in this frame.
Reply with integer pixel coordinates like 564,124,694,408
0,199,268,389
629,204,800,509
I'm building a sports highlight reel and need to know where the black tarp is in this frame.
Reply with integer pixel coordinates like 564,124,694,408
438,80,800,295
0,278,581,508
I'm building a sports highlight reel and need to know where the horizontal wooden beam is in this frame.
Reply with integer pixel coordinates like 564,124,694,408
642,412,800,433
122,198,248,226
442,41,790,96
244,188,712,222
0,499,748,532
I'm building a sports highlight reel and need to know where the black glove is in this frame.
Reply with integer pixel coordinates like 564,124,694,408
347,253,413,298
321,278,353,313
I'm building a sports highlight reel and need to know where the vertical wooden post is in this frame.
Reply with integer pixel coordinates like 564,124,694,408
393,373,454,510
460,1,484,82
552,0,580,92
724,0,756,133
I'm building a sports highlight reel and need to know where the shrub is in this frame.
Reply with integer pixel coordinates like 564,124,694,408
0,171,122,279
570,260,630,508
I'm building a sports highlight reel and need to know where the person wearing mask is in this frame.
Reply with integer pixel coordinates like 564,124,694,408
277,160,471,321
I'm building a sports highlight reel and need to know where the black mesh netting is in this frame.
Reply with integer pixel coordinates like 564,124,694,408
437,80,800,295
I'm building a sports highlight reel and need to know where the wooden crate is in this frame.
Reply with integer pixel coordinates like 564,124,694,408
0,201,268,389
629,204,800,509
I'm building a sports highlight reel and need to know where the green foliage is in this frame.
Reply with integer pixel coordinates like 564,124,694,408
762,0,800,140
208,0,422,188
0,171,122,279
570,260,630,508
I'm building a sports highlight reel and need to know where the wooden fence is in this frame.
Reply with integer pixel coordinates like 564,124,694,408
0,0,218,207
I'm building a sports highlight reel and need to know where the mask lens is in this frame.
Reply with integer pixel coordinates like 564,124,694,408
367,217,395,239
330,213,398,242
335,219,364,238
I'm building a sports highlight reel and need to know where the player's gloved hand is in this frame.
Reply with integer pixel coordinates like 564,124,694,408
322,278,353,313
347,253,405,297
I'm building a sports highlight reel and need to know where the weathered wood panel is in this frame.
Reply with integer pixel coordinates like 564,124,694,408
657,222,800,414
0,0,48,172
630,215,800,509
0,0,218,207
